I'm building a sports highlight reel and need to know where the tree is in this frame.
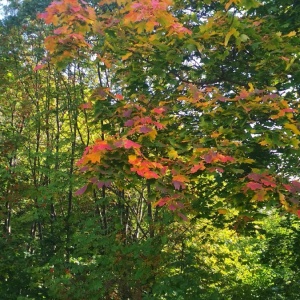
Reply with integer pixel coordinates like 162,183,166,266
1,0,300,299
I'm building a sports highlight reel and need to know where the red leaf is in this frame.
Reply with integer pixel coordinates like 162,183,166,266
138,169,159,179
248,173,262,181
152,107,165,114
172,175,189,190
123,109,132,118
96,180,112,188
154,121,165,129
177,212,188,221
173,180,182,190
53,28,64,34
140,126,152,133
71,5,81,13
291,181,300,192
212,167,224,173
115,94,124,100
217,154,234,163
283,184,292,192
123,139,141,149
297,210,300,218
37,12,48,20
283,181,300,193
124,120,134,127
74,185,88,196
114,140,123,148
168,204,177,211
247,182,263,191
80,102,93,109
155,197,171,207
203,152,214,163
139,117,152,124
92,140,112,151
239,89,249,99
261,179,276,187
33,64,44,71
190,162,206,173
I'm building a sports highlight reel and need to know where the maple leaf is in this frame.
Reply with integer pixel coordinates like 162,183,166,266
33,64,45,72
239,89,249,99
140,126,152,133
139,170,160,179
261,178,276,187
145,128,157,141
253,189,266,201
284,181,300,193
203,152,214,163
92,140,112,151
168,148,178,159
190,162,206,173
172,174,189,190
122,109,133,118
168,203,177,211
128,155,140,164
247,182,263,191
247,173,262,181
155,197,172,207
115,94,124,100
96,180,112,188
217,154,235,163
74,184,88,196
152,107,165,114
154,121,165,129
123,139,142,149
124,120,134,127
177,212,188,221
85,152,101,163
79,102,93,109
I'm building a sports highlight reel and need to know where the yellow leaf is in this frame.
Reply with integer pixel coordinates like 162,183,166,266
146,128,157,141
284,123,300,135
177,96,190,101
145,21,156,32
291,138,300,149
279,192,289,210
225,0,234,11
211,131,221,138
248,83,254,92
168,148,178,159
259,140,269,146
224,28,238,46
218,209,227,215
122,52,133,61
243,158,255,164
284,31,296,37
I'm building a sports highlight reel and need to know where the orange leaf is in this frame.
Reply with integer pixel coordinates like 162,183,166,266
190,162,206,173
85,152,101,163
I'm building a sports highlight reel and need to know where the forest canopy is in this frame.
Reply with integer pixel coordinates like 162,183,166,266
0,0,300,299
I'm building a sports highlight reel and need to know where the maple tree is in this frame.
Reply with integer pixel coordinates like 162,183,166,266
1,0,300,299
37,0,300,220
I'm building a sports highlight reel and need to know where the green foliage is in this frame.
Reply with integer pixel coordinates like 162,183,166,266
0,0,300,299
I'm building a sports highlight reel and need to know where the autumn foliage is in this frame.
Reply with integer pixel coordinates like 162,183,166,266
36,0,300,220
1,0,300,298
